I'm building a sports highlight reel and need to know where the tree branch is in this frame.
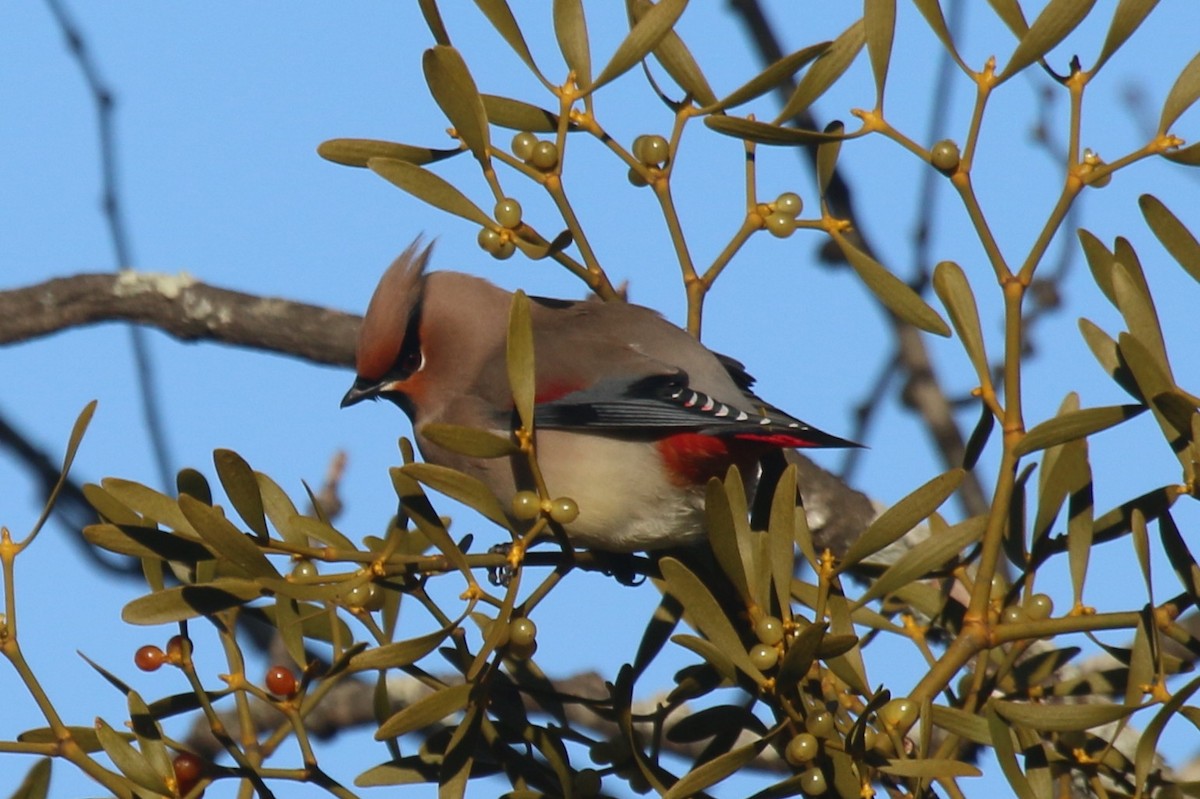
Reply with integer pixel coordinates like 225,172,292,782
0,272,359,367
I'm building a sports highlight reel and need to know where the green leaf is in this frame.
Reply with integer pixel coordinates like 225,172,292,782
986,704,1037,799
472,0,551,89
82,483,142,526
666,705,764,743
19,727,104,754
767,465,798,617
837,468,964,572
999,0,1097,80
375,682,472,740
816,121,844,199
481,95,564,132
179,494,278,579
1112,259,1170,378
389,468,473,581
993,699,1133,731
703,42,829,114
775,18,865,123
507,290,535,432
776,622,827,692
553,0,592,89
1118,333,1187,459
94,717,169,795
911,0,969,73
864,0,896,108
288,514,356,551
633,0,716,106
987,0,1029,38
419,423,518,459
82,523,210,563
1015,403,1145,457
127,691,172,785
932,260,989,384
401,462,511,530
591,0,687,92
1077,227,1118,305
703,115,850,146
255,600,352,645
832,232,950,336
423,45,491,165
705,476,752,607
824,588,869,695
1077,317,1142,400
418,0,449,45
1139,194,1200,285
880,759,982,778
659,557,764,683
963,401,995,470
661,738,769,799
1092,0,1161,75
100,477,194,533
122,578,263,625
27,400,96,542
1163,140,1200,165
256,471,304,546
176,467,212,505
144,686,230,719
1159,50,1200,134
271,596,307,667
1063,439,1095,607
1160,509,1200,606
317,138,461,168
8,759,51,799
852,515,985,608
350,627,456,672
355,758,439,787
1135,672,1200,789
367,158,491,226
929,705,991,746
670,635,735,683
213,449,267,538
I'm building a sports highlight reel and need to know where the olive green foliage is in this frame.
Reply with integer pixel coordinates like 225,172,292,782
5,2,1200,797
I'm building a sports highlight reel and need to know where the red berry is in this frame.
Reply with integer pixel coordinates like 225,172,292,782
165,635,191,664
265,665,298,697
135,645,166,672
173,752,204,795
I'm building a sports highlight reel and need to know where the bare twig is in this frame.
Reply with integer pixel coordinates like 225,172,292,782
44,0,175,489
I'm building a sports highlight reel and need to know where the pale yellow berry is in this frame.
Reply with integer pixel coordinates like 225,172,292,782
548,497,579,524
930,139,961,172
774,192,803,217
530,140,559,170
632,134,669,166
511,491,541,520
511,131,537,160
494,198,522,228
784,732,819,766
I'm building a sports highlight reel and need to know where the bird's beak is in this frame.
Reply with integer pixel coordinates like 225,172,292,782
341,378,382,408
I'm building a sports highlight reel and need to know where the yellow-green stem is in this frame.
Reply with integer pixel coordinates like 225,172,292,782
951,174,1010,282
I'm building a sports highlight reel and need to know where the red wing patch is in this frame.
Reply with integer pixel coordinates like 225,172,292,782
733,431,835,448
656,433,765,487
535,380,586,404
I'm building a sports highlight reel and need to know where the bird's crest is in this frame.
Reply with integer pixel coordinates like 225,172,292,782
356,238,434,381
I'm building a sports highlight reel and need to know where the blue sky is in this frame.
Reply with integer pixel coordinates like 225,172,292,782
2,2,1200,796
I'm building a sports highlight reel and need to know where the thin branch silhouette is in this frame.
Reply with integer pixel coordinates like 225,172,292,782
44,0,175,490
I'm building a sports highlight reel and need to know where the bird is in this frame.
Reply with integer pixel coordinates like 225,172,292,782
341,240,856,553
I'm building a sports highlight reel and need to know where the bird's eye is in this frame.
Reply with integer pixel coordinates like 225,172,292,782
400,347,425,375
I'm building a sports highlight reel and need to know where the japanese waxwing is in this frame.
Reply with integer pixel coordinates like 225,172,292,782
342,240,856,552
